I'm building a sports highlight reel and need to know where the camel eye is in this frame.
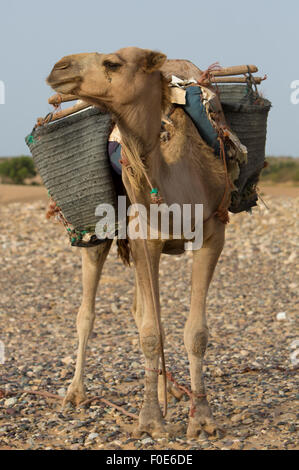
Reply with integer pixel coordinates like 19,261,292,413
103,60,122,71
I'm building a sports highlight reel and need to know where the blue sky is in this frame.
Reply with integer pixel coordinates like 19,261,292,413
0,0,298,156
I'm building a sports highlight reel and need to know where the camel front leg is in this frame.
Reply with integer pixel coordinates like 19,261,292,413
131,273,143,330
63,240,112,407
130,239,167,438
184,221,225,437
132,272,182,403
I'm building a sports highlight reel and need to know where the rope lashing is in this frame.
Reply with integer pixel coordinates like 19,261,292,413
150,188,163,204
146,367,206,417
51,93,63,111
120,147,163,204
245,65,265,106
26,110,57,148
215,128,232,224
197,62,223,87
46,195,87,244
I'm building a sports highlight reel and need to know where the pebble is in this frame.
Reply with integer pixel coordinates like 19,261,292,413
87,432,99,441
4,398,17,407
231,413,243,423
62,356,73,365
243,418,254,425
290,340,299,350
141,437,155,445
276,312,287,321
290,350,299,366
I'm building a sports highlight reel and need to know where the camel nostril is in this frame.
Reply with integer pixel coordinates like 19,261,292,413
54,61,70,71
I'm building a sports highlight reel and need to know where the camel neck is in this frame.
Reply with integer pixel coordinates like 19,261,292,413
114,72,164,157
116,106,161,155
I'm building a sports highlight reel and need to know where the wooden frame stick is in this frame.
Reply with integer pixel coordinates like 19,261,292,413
212,76,266,84
211,65,258,77
48,93,78,106
38,101,90,124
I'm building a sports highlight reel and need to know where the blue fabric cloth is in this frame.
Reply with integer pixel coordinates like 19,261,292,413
108,142,122,175
184,86,220,155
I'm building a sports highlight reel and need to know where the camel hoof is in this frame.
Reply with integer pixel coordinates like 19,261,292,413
187,398,224,439
133,423,169,440
134,403,168,439
187,417,224,439
62,385,87,408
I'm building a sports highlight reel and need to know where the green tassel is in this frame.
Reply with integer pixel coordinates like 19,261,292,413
26,134,36,145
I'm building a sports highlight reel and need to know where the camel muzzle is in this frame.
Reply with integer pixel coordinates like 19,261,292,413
46,74,82,94
47,57,82,90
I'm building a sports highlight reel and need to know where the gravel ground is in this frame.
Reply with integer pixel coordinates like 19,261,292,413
0,195,298,450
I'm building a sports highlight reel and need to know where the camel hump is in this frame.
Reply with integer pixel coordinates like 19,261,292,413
161,59,203,81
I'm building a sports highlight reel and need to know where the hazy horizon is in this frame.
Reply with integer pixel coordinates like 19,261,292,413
0,0,298,157
1,154,298,159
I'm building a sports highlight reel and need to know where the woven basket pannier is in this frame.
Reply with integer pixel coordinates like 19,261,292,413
26,107,116,245
218,84,271,213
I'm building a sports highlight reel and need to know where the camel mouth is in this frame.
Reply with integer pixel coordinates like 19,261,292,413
47,77,82,94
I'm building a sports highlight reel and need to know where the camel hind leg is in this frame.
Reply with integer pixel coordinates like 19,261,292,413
63,240,112,407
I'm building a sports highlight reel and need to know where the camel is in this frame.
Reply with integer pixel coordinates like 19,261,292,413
47,47,231,438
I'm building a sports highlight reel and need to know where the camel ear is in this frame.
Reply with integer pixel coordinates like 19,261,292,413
143,51,167,73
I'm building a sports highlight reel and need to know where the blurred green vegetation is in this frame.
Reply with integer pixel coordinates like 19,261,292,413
0,156,37,184
0,155,298,185
261,157,299,184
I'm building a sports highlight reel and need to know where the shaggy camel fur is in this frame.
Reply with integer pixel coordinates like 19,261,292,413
47,47,230,438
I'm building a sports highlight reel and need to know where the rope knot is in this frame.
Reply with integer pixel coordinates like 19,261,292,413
150,188,163,204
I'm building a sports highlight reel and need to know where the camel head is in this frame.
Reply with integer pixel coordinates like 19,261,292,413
47,47,167,111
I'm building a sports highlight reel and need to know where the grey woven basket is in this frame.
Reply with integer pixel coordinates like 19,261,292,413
218,84,271,213
26,107,116,242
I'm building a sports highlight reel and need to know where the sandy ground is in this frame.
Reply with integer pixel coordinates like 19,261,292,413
0,185,48,205
0,183,298,206
259,183,299,198
0,187,298,451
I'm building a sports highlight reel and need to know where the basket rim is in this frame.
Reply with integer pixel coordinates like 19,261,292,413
30,107,111,136
218,83,272,112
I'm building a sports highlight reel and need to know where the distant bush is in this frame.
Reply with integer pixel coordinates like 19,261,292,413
0,155,298,186
0,156,37,184
261,157,299,184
